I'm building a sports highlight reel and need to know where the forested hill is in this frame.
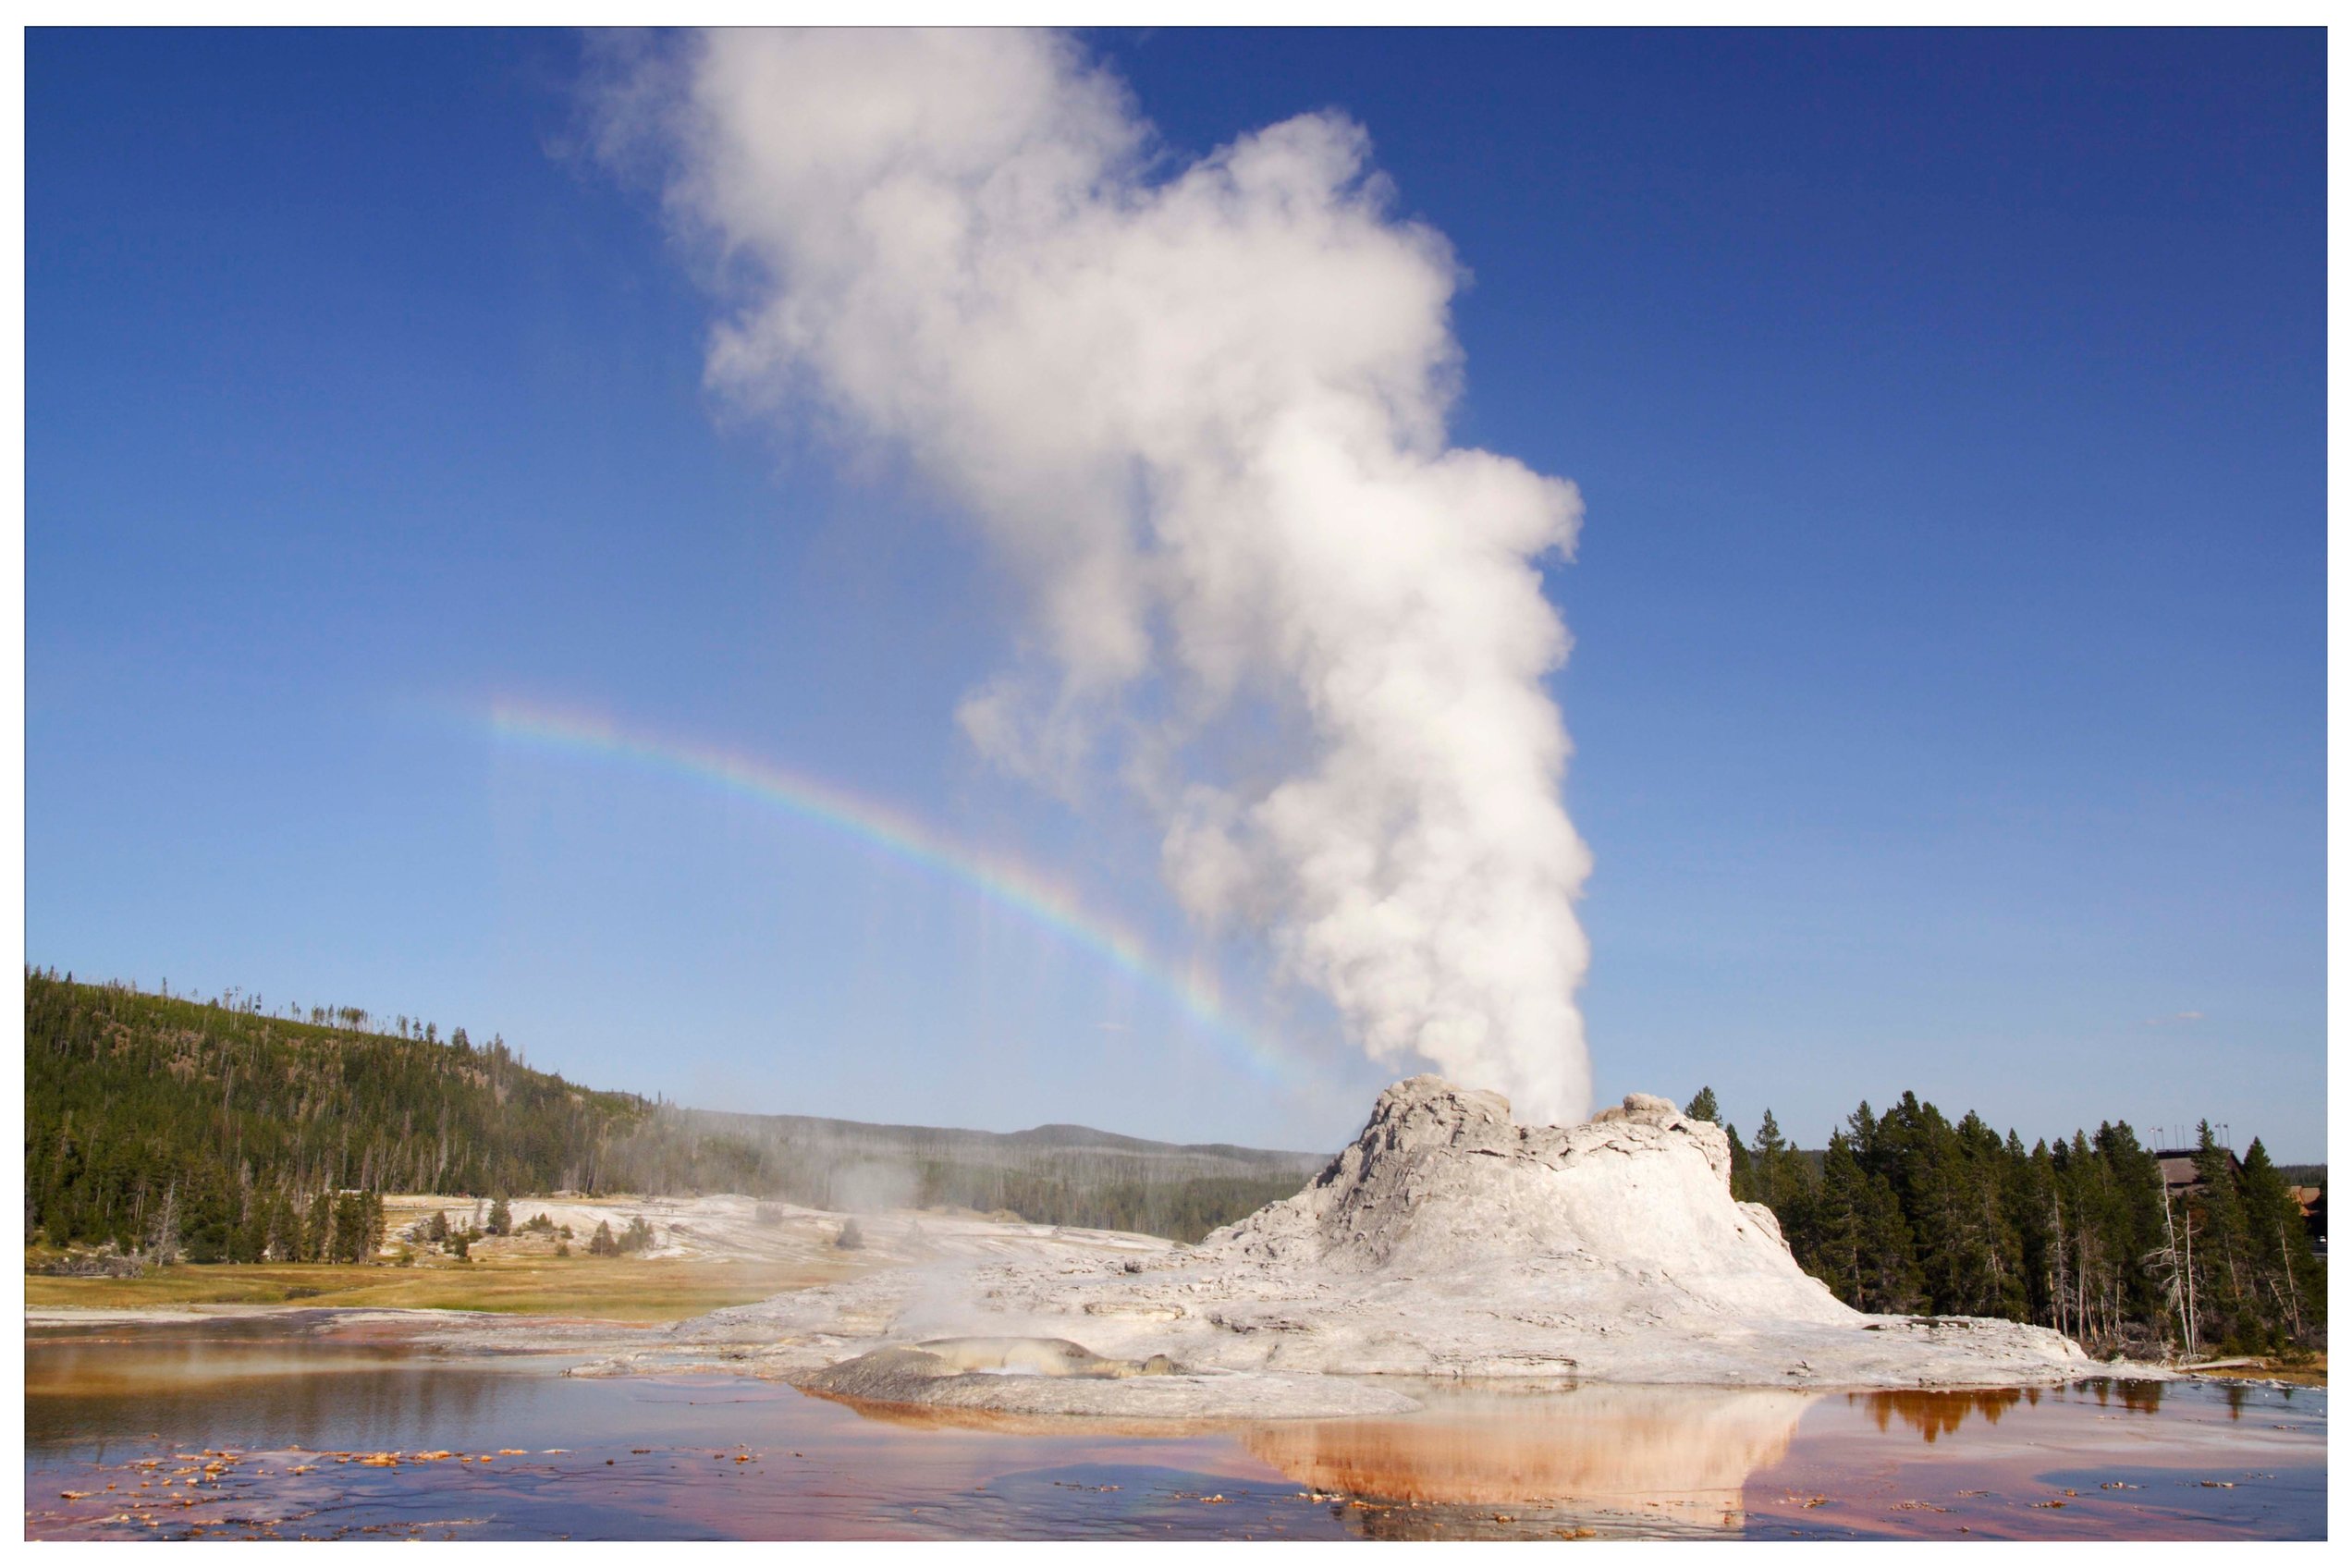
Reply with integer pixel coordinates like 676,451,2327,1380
24,973,1327,1254
26,972,655,1253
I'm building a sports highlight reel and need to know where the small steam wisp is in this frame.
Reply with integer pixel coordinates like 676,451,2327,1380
602,29,1595,1121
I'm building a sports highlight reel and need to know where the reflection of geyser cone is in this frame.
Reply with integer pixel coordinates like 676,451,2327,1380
1243,1385,1818,1532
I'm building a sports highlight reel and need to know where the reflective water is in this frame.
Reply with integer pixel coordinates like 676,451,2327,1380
24,1317,2325,1540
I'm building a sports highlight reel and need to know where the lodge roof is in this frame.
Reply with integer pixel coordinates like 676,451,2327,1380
2152,1148,2243,1191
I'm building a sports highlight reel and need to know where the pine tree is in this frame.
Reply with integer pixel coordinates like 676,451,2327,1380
2089,1121,2167,1347
307,1191,335,1263
328,1193,371,1263
1724,1122,1756,1204
1930,1110,2019,1319
2014,1138,2062,1330
1751,1109,1791,1210
2236,1138,2321,1348
1807,1133,1871,1307
2190,1121,2253,1350
1857,1166,1923,1313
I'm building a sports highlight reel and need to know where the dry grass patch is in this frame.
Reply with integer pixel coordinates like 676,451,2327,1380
25,1254,864,1321
2231,1354,2326,1388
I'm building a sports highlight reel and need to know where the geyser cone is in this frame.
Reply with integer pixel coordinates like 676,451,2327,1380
943,1075,2090,1390
1204,1076,1853,1326
651,1075,2092,1409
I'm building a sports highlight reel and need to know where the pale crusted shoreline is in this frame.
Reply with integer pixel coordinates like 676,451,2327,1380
435,1080,2109,1419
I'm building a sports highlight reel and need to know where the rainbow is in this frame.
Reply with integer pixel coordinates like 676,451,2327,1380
475,700,1304,1086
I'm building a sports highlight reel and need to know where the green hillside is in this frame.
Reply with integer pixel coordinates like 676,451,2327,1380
24,972,1323,1255
26,971,654,1258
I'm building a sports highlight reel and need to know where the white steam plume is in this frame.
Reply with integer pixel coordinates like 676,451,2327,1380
604,29,1595,1121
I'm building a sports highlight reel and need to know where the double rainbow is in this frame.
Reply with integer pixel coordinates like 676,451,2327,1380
478,700,1303,1087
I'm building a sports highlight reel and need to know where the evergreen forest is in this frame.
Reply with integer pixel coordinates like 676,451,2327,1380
26,971,651,1261
1688,1087,2326,1359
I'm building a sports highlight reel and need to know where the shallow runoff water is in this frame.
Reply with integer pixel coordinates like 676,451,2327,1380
24,1315,2325,1541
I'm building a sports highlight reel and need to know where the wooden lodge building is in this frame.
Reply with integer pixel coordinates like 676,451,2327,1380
2151,1146,2240,1195
2153,1145,2326,1252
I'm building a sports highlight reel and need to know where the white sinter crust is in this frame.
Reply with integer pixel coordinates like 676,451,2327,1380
525,1077,2097,1415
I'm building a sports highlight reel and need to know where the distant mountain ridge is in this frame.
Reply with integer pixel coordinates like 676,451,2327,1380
673,1107,1325,1172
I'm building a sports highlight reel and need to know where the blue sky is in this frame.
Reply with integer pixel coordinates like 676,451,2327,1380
25,29,2325,1158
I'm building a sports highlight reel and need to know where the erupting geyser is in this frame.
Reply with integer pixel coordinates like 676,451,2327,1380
598,28,1596,1121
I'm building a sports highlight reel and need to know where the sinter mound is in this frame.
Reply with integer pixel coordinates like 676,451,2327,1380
1208,1079,1845,1315
557,1077,2095,1411
960,1076,2091,1387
